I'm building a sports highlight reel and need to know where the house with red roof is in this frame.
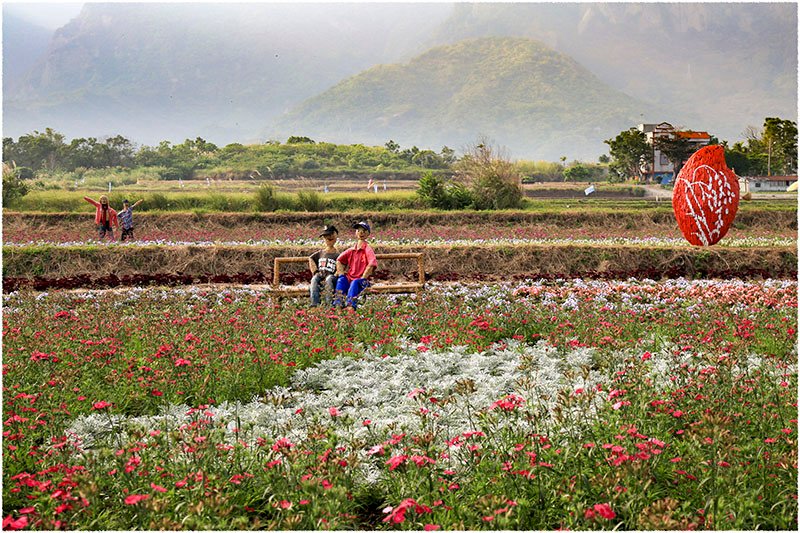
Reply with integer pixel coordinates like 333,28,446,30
637,122,711,183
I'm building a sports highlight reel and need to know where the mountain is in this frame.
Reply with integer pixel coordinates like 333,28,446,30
2,2,796,159
3,2,451,145
277,37,662,160
2,12,53,94
424,3,797,143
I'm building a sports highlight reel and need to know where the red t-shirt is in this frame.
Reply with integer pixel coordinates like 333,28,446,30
337,242,378,281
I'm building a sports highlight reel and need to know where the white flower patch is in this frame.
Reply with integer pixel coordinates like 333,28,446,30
66,340,608,454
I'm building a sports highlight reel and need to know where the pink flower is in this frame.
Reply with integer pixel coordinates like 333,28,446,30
328,407,340,417
92,400,112,410
150,483,167,493
2,515,28,530
586,503,616,520
490,394,526,411
124,494,150,505
672,410,684,418
279,500,292,509
386,454,408,471
424,525,441,531
641,351,653,360
174,358,191,367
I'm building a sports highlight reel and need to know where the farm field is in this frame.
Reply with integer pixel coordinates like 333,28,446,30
2,279,797,530
2,196,797,530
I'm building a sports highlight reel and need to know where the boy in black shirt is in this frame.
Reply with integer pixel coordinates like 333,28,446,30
308,225,340,306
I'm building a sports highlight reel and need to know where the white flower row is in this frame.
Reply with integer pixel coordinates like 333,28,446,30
3,236,795,248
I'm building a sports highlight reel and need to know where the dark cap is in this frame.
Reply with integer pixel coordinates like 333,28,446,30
123,199,130,204
319,224,338,237
352,221,371,232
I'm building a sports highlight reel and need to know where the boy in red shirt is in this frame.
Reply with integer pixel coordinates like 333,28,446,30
333,221,378,309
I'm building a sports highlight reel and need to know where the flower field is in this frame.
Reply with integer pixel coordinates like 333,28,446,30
3,279,797,530
2,218,794,246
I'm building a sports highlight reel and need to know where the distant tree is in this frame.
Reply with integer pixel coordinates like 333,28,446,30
440,146,456,164
412,149,446,169
563,163,591,182
604,128,649,181
762,117,797,174
598,154,610,164
5,128,66,171
385,140,400,153
454,138,523,209
654,134,696,178
286,136,315,144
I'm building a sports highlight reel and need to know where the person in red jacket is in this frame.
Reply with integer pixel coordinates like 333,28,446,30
333,221,378,309
84,195,119,241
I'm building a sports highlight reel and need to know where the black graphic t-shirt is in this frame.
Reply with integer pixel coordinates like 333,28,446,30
309,250,339,275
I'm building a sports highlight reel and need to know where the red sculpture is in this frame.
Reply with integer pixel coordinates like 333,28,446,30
672,145,740,246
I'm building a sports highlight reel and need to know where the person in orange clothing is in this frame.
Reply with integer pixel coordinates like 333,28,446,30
83,195,119,241
333,221,378,309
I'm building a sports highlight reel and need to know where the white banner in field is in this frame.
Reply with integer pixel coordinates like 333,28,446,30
584,185,595,195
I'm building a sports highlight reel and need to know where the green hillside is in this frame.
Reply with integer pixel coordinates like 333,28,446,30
278,37,660,160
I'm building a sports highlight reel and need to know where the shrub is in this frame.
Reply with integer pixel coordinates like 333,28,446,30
148,192,171,211
455,140,523,210
417,172,474,210
2,172,29,207
254,184,295,211
296,190,326,212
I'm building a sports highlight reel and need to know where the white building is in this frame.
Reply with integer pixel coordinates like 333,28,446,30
637,122,711,183
746,175,798,192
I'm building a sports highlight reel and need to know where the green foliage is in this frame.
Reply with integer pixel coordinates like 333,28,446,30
416,171,473,210
654,134,695,177
296,190,326,212
455,140,523,210
2,169,29,207
721,117,797,176
563,163,591,182
517,160,564,182
605,128,649,181
254,184,295,212
286,136,315,144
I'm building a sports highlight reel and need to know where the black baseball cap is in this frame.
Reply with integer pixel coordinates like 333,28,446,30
319,225,338,237
352,221,371,232
123,199,130,204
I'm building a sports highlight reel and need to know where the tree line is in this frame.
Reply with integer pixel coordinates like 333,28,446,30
605,117,797,181
1,129,457,180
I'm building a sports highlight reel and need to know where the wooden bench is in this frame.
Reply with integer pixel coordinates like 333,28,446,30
271,253,425,297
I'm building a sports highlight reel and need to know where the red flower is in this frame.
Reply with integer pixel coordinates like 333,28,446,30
2,515,28,530
124,494,149,505
92,400,112,410
585,503,616,520
423,525,441,531
386,454,408,471
490,394,525,411
150,482,167,493
328,407,340,417
278,500,292,509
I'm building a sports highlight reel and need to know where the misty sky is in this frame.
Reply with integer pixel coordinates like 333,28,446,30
4,2,83,29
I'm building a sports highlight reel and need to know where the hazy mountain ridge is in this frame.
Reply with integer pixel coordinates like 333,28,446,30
426,3,797,140
2,2,796,160
4,2,451,144
277,37,662,160
2,12,52,93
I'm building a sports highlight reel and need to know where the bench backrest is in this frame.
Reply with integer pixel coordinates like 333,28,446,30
273,253,425,289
